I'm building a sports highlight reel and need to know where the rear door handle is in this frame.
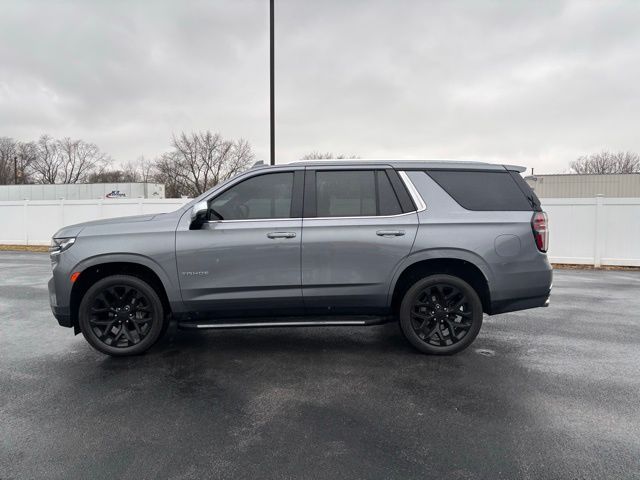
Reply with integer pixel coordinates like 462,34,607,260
376,230,405,237
267,232,297,239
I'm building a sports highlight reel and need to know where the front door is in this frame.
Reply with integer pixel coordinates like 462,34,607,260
176,169,304,317
301,167,419,315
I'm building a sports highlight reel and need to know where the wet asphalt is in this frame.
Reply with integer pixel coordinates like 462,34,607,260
0,252,639,480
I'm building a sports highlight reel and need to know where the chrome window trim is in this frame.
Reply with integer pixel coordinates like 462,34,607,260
398,170,426,212
207,211,414,223
204,169,426,223
304,211,417,221
206,217,302,224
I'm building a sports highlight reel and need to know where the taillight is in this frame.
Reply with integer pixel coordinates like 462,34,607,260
531,211,548,252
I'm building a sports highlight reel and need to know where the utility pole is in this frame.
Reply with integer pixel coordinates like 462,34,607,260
14,156,18,184
270,0,275,165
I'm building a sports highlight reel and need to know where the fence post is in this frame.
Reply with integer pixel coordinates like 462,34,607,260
59,198,65,230
593,195,604,268
23,200,29,245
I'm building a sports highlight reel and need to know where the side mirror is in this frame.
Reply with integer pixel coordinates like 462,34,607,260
189,201,209,230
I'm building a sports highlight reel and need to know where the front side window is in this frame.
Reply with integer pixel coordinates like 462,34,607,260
315,170,403,217
209,172,294,220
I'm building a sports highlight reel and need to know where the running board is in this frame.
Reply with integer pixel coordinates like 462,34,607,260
178,316,388,330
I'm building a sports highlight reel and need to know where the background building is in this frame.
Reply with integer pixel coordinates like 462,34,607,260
0,183,165,201
525,174,640,198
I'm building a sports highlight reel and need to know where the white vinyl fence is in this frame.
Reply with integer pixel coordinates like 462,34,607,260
543,196,640,267
0,199,190,246
0,196,638,267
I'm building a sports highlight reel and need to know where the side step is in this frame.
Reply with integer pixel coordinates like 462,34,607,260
178,316,389,330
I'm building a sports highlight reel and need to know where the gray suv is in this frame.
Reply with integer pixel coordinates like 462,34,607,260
49,160,552,356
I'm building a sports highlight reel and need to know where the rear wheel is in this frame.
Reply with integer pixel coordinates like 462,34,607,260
78,275,166,356
399,274,483,355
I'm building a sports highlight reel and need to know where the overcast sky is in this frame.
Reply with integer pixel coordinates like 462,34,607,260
1,0,639,173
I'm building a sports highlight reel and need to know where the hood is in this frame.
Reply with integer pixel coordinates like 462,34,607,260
53,214,158,238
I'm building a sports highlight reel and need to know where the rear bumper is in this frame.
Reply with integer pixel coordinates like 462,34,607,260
489,256,553,315
489,292,550,315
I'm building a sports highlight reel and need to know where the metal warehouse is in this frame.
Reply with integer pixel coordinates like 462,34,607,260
0,183,166,201
525,173,640,198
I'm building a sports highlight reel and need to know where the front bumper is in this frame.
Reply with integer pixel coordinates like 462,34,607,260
48,276,72,327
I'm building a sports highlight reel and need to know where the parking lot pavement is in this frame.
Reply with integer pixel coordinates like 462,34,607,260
1,252,639,480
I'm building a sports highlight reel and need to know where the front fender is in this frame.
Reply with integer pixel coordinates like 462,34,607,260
72,253,182,307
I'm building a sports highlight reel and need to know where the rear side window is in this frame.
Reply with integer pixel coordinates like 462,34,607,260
508,171,542,211
316,171,376,217
314,170,403,217
426,170,532,211
377,171,403,215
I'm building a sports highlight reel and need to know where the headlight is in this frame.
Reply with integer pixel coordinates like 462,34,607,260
50,237,76,256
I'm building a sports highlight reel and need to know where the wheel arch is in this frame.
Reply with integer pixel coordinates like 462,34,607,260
69,255,175,331
389,251,493,315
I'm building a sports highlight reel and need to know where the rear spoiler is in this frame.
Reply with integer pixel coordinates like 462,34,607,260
503,164,527,173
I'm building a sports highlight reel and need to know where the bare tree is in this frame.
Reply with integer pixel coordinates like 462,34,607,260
30,135,59,184
56,137,110,183
0,137,18,184
153,153,185,198
0,137,37,184
122,156,155,183
570,151,640,174
88,170,126,183
154,131,254,197
15,141,38,183
88,156,156,184
301,151,359,160
30,136,110,184
3,132,252,194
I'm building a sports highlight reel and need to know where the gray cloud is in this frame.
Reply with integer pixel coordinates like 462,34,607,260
1,0,638,173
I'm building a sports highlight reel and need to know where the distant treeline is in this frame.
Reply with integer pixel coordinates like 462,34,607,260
0,132,254,198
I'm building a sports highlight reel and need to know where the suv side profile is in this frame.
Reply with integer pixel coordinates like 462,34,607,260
49,160,552,356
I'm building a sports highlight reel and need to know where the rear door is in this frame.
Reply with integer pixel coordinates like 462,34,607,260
301,166,420,315
175,168,304,317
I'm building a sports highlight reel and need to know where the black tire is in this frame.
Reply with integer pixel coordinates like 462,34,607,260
399,274,483,355
78,275,166,356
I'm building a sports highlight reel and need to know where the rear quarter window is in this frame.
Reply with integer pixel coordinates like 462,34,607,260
426,170,533,211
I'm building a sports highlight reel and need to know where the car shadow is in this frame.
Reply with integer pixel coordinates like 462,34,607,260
152,321,415,357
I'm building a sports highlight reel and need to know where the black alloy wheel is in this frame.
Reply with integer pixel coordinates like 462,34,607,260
79,275,165,356
88,285,153,347
399,274,483,355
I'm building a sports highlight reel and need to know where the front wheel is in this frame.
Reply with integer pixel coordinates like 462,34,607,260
78,275,166,356
399,274,483,355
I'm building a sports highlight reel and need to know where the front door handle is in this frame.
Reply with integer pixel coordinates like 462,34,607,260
376,230,405,237
267,232,297,239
